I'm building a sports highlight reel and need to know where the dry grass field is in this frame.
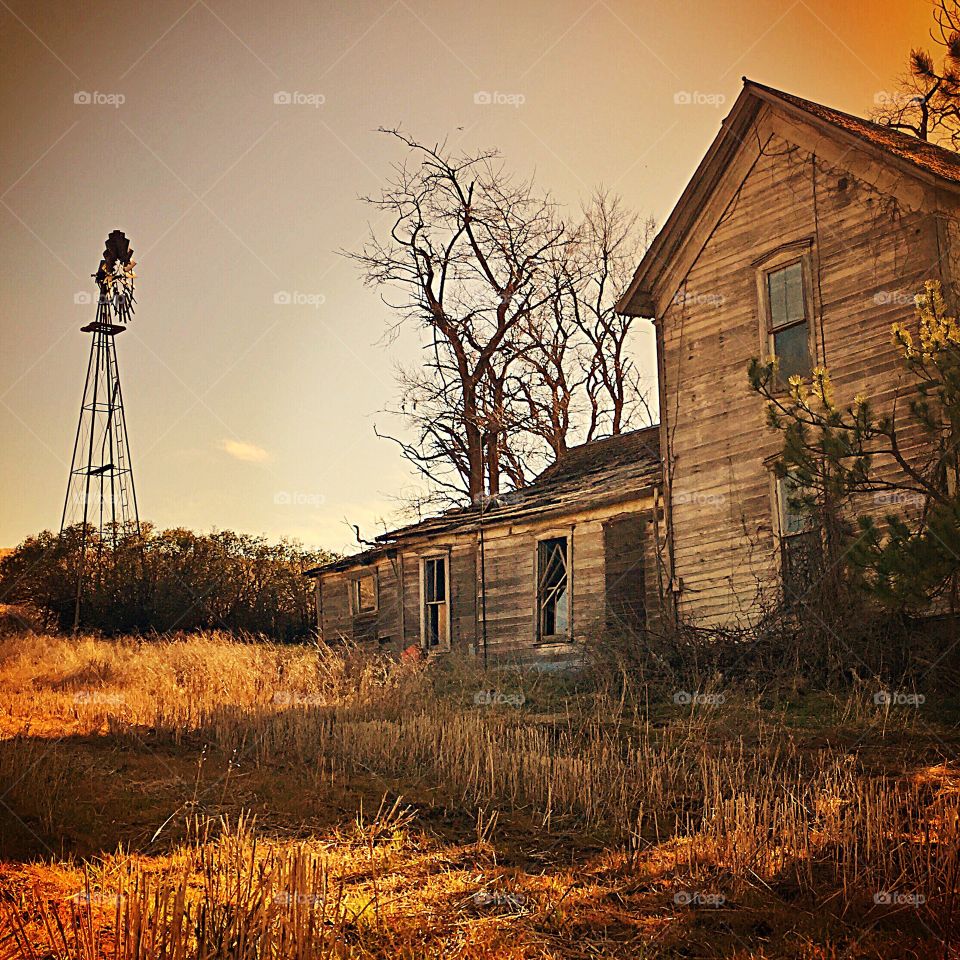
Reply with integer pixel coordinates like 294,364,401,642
0,624,958,958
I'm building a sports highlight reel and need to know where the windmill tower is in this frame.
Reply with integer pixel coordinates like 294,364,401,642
61,231,140,629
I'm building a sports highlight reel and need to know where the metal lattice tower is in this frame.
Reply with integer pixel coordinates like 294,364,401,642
61,231,140,629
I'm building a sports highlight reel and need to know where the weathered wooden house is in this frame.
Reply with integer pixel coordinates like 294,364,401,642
617,79,960,628
305,428,661,664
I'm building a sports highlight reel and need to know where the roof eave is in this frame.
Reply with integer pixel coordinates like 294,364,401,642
368,476,661,545
743,79,960,196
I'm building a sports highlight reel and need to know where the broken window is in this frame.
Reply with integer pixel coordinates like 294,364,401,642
766,261,811,384
423,556,448,648
351,574,377,615
778,473,813,536
777,473,820,606
537,537,570,640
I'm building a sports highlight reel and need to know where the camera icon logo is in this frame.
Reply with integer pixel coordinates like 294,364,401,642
273,91,292,105
74,91,92,105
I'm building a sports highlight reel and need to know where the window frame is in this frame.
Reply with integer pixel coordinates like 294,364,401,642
534,533,573,643
419,553,451,652
754,243,817,389
348,570,378,617
774,472,813,540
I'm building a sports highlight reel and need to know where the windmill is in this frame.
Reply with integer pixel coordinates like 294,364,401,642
61,231,141,630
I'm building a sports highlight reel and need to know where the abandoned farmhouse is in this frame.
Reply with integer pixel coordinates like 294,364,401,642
307,78,960,657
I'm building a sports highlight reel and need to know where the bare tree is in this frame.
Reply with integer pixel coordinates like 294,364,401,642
874,0,960,148
351,135,655,509
350,130,565,504
569,192,657,440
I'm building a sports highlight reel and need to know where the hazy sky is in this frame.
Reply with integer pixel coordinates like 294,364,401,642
0,0,932,552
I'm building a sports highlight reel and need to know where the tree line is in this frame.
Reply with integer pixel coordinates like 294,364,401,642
0,525,331,639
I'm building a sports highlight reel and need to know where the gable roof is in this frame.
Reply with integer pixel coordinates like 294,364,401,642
305,426,661,575
618,78,960,317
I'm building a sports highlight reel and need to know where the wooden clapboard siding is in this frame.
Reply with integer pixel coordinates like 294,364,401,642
318,556,403,649
657,117,955,627
312,491,660,663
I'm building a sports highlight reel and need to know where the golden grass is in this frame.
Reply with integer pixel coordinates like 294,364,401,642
0,629,958,957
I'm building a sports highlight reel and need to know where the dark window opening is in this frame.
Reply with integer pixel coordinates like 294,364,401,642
777,474,821,606
604,516,646,634
423,557,448,648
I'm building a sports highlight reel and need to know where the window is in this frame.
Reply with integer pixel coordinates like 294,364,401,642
422,556,449,649
776,473,820,606
351,574,377,615
537,537,570,640
777,473,812,537
765,261,811,384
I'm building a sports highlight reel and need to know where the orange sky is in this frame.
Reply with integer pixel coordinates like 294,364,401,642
0,0,934,552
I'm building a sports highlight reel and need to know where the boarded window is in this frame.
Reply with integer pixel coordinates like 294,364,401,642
603,516,646,634
423,557,448,648
766,262,811,383
537,537,570,640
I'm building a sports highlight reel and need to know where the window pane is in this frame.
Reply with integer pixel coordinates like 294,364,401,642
773,323,811,381
425,558,446,603
552,585,569,635
783,263,804,324
767,269,786,327
436,603,448,644
768,262,805,328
